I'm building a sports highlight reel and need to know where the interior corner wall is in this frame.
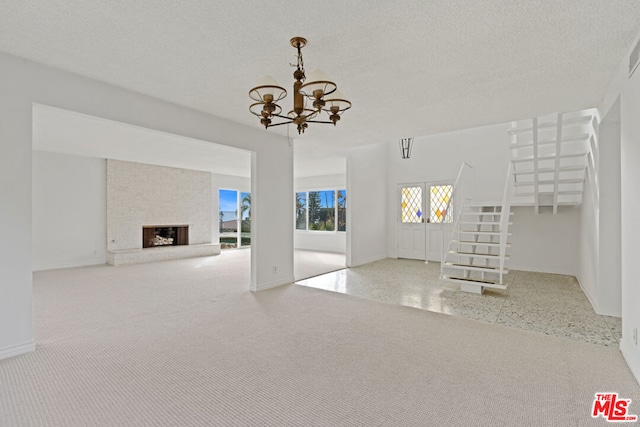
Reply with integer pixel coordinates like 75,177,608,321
508,206,580,276
600,30,640,385
346,143,387,267
294,173,347,253
577,159,600,312
0,50,293,358
597,112,622,316
32,150,107,270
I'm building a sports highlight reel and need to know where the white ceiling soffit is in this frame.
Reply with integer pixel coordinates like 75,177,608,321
33,104,251,177
4,1,640,155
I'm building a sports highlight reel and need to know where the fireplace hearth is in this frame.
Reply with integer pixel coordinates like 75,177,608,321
143,225,189,248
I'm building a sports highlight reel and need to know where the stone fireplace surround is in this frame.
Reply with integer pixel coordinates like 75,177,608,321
106,160,220,265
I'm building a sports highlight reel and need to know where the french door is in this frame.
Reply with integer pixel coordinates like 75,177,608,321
397,183,453,261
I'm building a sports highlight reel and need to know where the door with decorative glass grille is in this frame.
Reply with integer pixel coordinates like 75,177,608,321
425,184,453,261
397,184,426,259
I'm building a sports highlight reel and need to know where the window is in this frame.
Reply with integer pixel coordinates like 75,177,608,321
401,186,423,223
429,185,453,224
240,192,251,246
295,189,346,232
219,189,238,248
337,190,346,232
218,189,251,248
296,192,307,230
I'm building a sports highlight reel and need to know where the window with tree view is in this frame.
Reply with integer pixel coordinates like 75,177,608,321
296,192,307,230
296,189,346,232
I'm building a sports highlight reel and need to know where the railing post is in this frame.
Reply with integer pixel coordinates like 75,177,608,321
499,161,513,284
440,162,474,278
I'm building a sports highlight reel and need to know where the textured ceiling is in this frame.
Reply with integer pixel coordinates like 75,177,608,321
3,1,640,159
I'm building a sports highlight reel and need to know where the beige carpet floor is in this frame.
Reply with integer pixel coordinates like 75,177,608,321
294,249,346,281
1,252,639,426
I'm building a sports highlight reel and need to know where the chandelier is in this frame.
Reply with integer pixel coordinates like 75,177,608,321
249,37,351,134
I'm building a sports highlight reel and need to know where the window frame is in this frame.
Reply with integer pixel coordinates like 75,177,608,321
294,188,347,233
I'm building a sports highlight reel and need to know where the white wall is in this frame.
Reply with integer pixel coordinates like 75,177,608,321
509,206,580,276
32,151,107,270
347,143,387,266
597,113,622,316
0,50,293,359
578,104,622,317
106,160,212,250
295,173,346,190
599,30,640,384
0,74,34,359
294,173,347,253
578,155,599,312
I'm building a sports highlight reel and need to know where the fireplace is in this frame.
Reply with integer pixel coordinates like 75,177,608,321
143,225,189,248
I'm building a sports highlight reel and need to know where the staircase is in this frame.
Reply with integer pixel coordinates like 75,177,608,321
440,202,512,294
508,110,597,213
439,109,597,294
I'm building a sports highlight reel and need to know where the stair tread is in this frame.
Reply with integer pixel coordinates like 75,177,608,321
511,153,588,162
454,230,512,236
443,262,509,273
510,134,591,148
515,190,583,197
508,116,593,135
513,165,586,175
510,200,580,206
459,221,513,226
441,275,498,285
514,178,584,186
460,212,514,216
441,275,508,289
459,221,501,225
448,251,510,259
451,240,511,247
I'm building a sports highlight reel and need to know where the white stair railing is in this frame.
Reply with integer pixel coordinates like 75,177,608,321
499,161,515,284
440,162,474,272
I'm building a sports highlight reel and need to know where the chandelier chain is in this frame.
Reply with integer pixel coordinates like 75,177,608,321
290,41,305,80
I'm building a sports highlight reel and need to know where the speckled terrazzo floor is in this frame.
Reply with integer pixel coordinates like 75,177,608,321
295,258,622,347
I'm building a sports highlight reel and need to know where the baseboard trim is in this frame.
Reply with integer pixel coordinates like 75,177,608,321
0,340,36,360
253,276,295,292
507,264,577,277
347,254,387,268
620,339,640,386
575,275,600,314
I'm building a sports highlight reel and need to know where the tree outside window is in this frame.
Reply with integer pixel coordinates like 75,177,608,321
296,189,346,232
296,192,307,230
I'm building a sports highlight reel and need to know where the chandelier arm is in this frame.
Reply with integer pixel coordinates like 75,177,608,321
270,113,295,120
305,120,337,124
265,121,293,128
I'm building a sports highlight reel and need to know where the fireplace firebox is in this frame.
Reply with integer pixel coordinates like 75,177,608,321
142,225,189,248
